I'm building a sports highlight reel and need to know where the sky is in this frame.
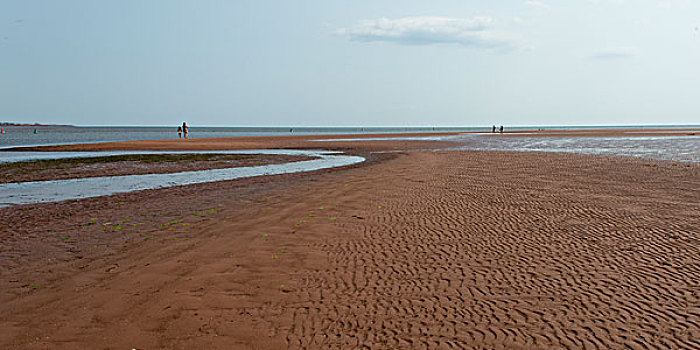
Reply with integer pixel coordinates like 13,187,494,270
1,0,699,127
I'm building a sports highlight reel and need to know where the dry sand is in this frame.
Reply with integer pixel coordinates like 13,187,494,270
1,133,699,349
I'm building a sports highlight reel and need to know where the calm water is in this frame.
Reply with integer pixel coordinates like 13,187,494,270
0,150,364,207
0,125,487,148
0,125,697,206
451,134,700,163
310,131,700,163
2,125,696,149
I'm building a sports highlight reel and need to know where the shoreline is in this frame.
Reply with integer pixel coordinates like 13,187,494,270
1,131,460,153
0,153,313,184
1,135,699,349
1,127,697,153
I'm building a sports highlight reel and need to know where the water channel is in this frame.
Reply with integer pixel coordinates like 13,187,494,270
0,150,365,207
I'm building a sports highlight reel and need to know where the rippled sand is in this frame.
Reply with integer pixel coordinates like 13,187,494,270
1,147,698,349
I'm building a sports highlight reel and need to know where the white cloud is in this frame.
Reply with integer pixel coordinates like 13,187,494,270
590,46,637,59
524,0,551,10
335,16,521,52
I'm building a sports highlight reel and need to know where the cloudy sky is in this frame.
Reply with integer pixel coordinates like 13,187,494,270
1,1,699,126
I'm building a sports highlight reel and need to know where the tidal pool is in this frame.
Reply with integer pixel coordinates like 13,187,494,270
451,134,700,163
0,150,364,207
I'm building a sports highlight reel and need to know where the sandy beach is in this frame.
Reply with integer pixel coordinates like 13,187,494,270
0,153,312,184
1,132,699,349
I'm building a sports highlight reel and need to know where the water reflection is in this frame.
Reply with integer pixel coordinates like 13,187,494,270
452,135,700,163
0,150,364,207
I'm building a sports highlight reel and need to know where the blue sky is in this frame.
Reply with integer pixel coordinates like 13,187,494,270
1,0,699,126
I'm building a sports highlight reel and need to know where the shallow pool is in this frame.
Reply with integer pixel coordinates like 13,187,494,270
0,150,364,207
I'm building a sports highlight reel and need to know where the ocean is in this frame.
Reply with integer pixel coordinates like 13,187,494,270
1,125,698,163
0,125,484,148
1,125,697,149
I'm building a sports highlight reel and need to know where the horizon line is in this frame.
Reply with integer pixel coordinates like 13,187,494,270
4,123,699,129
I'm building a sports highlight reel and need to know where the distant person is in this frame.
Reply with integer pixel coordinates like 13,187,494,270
33,129,38,134
499,125,504,134
492,125,496,133
177,125,182,138
182,122,189,139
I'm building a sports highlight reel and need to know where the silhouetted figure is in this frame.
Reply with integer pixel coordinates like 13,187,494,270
177,126,182,138
492,125,496,133
182,122,189,139
499,125,504,134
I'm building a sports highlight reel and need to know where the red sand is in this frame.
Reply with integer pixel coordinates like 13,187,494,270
1,132,699,349
0,154,310,184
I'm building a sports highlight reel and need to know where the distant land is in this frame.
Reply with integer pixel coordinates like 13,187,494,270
0,122,75,127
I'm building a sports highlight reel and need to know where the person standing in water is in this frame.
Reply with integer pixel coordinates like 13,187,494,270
177,125,182,138
182,122,189,139
492,125,496,133
499,125,504,134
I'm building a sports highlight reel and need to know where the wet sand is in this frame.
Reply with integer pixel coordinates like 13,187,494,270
0,154,311,184
499,128,699,137
5,132,460,152
1,133,699,349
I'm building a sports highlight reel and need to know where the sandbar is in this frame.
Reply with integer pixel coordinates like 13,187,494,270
1,131,698,349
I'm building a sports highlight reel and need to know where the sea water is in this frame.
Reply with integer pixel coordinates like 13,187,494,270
0,125,486,148
1,126,697,207
2,125,695,149
451,134,700,163
309,132,700,163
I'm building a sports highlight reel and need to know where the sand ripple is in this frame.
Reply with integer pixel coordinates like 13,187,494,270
281,152,700,349
1,151,697,349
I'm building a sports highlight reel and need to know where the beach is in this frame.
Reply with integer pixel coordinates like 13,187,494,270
1,132,699,349
0,153,313,184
